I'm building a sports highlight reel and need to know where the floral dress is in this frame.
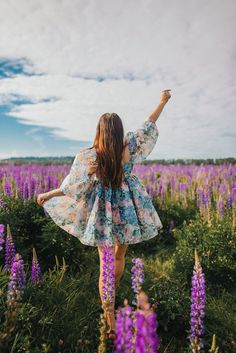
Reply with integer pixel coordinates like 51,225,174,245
43,120,163,247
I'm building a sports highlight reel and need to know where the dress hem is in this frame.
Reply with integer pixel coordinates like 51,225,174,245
65,224,164,247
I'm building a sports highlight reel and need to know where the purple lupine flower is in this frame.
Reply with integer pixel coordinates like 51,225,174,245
227,193,233,209
188,249,206,352
23,181,29,199
4,224,16,273
53,176,59,189
131,258,145,306
45,175,51,192
114,299,135,353
0,253,26,344
114,292,160,353
18,180,24,198
232,187,236,204
7,253,26,303
170,176,175,198
145,311,160,352
36,183,42,195
135,291,160,353
31,247,42,286
0,224,5,251
3,179,13,196
217,195,224,219
101,244,115,309
29,177,36,199
203,189,209,209
135,310,159,353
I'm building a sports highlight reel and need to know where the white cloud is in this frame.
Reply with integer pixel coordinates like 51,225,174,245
0,0,235,158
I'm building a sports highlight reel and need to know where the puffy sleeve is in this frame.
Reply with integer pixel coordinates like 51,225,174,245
59,148,96,201
125,120,159,164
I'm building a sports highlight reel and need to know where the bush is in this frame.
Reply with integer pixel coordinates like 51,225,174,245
172,214,236,289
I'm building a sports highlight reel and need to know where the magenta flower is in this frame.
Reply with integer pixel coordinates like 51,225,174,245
7,253,26,303
188,249,206,352
114,300,135,353
31,247,42,286
3,179,13,196
135,291,160,353
135,310,160,353
114,292,160,353
101,244,115,306
4,224,16,273
23,181,29,199
131,258,145,306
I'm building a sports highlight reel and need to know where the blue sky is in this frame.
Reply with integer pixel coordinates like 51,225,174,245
0,0,235,159
0,63,94,158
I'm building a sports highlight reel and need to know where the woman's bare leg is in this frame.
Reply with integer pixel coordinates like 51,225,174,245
97,243,128,331
114,244,128,288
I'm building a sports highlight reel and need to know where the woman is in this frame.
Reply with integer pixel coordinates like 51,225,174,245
36,89,171,340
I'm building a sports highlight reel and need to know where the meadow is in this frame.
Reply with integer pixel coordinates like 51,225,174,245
0,160,235,353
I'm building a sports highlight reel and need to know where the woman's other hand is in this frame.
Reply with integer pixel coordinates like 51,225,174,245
36,192,52,206
160,89,171,105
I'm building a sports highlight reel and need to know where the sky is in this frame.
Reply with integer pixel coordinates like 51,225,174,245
0,0,235,160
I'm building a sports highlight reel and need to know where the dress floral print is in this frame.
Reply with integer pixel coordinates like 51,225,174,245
43,120,163,247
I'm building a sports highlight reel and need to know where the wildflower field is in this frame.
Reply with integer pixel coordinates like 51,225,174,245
0,161,235,352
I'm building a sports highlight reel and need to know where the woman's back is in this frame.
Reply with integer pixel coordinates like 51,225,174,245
43,119,163,247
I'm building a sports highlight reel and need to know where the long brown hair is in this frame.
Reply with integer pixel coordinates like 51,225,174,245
89,112,127,189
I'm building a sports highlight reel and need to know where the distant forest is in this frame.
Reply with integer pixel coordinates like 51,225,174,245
0,156,235,165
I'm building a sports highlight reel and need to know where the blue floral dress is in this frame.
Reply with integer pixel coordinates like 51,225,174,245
43,120,163,247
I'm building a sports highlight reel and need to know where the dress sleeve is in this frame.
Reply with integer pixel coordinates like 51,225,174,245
125,120,159,164
59,148,96,201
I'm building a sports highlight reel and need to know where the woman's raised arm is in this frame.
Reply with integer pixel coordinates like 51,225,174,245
145,89,171,123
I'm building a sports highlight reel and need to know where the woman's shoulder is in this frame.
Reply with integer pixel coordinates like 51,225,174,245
76,147,97,164
76,146,96,155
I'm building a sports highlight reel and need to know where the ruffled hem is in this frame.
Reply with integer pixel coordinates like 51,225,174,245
43,175,163,247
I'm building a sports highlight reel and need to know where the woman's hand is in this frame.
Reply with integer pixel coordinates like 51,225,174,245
160,89,171,105
36,192,52,206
